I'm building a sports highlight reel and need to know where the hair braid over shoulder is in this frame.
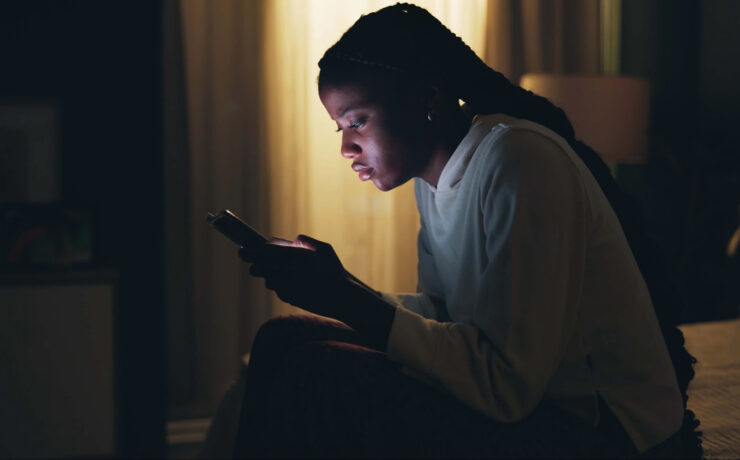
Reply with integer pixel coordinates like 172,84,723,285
319,3,702,456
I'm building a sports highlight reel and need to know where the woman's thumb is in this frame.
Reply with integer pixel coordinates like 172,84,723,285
294,234,327,252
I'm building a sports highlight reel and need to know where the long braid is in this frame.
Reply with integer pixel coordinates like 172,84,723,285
320,3,701,456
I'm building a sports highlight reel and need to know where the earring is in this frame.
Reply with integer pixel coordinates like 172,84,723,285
427,111,433,122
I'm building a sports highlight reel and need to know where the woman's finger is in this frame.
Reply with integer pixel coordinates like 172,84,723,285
239,247,263,263
245,246,307,273
264,277,276,291
295,234,331,252
267,237,294,247
260,244,317,267
253,263,302,282
249,263,265,278
264,275,294,295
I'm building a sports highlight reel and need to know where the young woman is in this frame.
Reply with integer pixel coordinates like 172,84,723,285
229,4,702,458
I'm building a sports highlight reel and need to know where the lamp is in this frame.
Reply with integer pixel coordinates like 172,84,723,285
519,73,651,165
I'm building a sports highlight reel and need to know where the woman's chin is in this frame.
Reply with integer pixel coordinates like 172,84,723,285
371,175,403,192
373,180,391,191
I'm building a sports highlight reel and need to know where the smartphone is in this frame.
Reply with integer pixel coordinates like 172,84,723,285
206,210,267,251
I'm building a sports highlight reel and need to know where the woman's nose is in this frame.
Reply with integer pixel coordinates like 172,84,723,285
341,134,361,158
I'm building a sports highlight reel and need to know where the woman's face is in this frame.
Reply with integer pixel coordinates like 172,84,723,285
319,81,431,191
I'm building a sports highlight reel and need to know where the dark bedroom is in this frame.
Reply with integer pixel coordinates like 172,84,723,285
0,1,738,458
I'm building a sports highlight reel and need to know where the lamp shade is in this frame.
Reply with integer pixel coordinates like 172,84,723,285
519,73,650,164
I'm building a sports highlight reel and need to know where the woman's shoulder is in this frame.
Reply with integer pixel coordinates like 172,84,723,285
471,115,581,182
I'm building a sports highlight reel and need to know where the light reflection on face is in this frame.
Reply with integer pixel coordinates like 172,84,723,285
319,83,428,191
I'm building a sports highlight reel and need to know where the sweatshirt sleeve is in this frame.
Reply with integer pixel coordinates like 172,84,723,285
380,226,450,321
379,183,450,321
386,128,589,422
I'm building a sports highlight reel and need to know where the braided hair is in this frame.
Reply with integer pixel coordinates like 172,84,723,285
319,3,701,457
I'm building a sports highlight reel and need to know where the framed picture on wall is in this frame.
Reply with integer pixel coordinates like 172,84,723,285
0,204,93,268
0,101,61,204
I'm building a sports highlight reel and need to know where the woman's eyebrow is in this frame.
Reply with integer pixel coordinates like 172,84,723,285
338,105,359,118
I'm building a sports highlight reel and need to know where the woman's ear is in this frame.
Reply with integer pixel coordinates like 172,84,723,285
420,84,443,114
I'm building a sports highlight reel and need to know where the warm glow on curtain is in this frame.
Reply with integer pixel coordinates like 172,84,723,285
177,0,604,416
177,0,487,412
173,0,612,420
484,0,600,82
261,0,488,315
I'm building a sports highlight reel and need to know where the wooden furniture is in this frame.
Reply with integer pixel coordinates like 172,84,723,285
0,268,117,458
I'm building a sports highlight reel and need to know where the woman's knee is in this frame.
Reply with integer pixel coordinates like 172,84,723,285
274,340,388,387
250,314,356,359
251,314,314,354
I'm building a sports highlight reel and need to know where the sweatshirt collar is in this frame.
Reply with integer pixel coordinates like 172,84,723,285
428,114,510,194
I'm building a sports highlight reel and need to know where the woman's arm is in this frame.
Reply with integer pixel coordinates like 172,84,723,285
334,276,397,351
379,219,451,321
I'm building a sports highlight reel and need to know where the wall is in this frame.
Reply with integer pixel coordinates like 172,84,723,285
692,0,740,321
622,0,740,322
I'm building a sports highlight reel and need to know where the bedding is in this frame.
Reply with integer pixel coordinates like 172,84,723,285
679,318,740,459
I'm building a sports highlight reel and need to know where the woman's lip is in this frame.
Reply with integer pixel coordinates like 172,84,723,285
359,168,374,181
351,162,374,180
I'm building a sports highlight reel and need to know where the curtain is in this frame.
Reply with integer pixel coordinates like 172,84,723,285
259,0,488,307
484,0,601,83
170,0,604,418
175,0,272,415
173,0,486,416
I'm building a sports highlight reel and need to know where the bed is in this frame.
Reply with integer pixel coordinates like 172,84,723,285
679,318,740,459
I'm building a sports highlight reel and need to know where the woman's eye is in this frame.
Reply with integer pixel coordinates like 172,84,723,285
335,119,365,132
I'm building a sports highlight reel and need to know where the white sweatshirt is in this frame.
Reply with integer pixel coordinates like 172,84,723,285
381,114,684,453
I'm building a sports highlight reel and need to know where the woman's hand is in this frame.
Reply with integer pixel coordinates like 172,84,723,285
239,234,351,318
240,233,397,350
